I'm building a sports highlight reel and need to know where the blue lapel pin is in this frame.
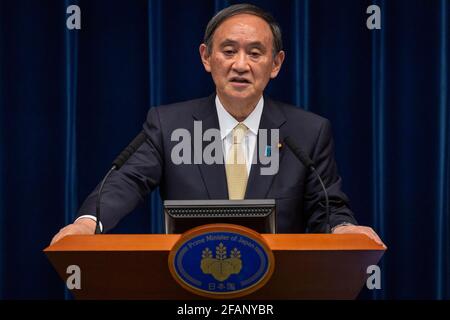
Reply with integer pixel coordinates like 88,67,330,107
265,145,272,157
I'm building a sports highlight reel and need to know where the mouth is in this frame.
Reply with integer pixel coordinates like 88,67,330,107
229,77,251,88
229,77,251,84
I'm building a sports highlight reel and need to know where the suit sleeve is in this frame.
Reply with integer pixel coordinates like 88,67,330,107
303,119,358,233
76,107,164,232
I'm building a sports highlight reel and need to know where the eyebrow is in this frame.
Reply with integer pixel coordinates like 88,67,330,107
219,39,267,51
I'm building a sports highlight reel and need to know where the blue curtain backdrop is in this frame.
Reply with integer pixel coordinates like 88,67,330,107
0,0,448,299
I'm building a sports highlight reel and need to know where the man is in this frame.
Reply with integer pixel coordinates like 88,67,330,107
51,4,384,246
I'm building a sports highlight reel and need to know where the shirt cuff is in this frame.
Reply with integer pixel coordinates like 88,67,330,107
75,215,103,233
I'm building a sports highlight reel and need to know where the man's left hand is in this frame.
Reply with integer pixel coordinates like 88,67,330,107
332,225,386,248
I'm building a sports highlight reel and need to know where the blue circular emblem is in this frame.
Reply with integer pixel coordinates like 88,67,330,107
169,224,274,298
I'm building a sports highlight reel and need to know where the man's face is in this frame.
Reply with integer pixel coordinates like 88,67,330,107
200,14,285,105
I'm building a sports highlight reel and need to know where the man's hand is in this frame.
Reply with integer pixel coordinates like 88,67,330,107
50,218,96,246
332,225,386,248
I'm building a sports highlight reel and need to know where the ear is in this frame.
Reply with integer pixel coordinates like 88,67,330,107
199,44,212,73
270,50,285,79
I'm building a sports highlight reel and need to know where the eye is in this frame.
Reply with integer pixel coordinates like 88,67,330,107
250,51,262,58
223,49,236,56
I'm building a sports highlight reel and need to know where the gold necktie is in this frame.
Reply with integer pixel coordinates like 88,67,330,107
226,123,249,200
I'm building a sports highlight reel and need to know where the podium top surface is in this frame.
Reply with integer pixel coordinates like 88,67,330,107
44,234,386,252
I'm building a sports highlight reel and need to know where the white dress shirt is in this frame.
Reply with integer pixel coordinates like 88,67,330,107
215,95,264,175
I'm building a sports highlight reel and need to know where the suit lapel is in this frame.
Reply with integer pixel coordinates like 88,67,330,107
245,97,286,199
193,94,229,199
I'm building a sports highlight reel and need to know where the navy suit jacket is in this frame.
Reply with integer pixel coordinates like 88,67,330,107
78,94,357,233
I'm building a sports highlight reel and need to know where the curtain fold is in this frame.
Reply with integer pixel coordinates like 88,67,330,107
436,0,449,299
293,0,309,109
0,0,448,299
64,0,79,229
371,0,386,300
63,0,79,300
147,0,163,233
0,0,4,298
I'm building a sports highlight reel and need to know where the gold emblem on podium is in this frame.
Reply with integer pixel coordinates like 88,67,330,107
200,242,242,281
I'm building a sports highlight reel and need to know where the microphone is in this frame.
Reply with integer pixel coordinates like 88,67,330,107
284,136,331,233
95,131,148,234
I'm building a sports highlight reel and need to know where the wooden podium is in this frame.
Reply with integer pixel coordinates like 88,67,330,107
44,233,385,299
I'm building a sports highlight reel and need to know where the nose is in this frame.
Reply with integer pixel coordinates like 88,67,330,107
232,52,250,73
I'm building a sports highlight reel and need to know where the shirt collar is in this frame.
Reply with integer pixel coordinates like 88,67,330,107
215,95,264,140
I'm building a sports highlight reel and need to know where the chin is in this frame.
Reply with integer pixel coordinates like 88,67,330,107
225,89,255,101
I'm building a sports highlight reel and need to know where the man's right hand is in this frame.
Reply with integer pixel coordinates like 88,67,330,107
50,218,96,246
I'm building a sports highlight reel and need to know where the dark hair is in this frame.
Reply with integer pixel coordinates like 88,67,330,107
203,3,283,57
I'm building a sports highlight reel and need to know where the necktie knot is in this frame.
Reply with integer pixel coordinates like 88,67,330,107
232,123,248,144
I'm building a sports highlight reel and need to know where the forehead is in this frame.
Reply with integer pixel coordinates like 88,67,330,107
213,13,273,47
